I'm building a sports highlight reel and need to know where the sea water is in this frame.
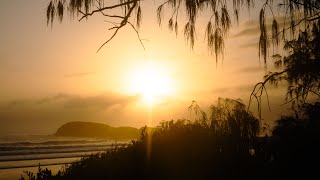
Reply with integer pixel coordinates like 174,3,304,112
0,134,129,179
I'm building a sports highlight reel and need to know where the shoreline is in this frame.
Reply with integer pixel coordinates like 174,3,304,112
0,157,79,170
0,164,63,180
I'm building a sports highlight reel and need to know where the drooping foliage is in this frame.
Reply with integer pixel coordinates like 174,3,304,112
189,97,260,139
47,0,143,52
46,0,255,59
46,0,320,63
46,0,320,110
251,20,320,111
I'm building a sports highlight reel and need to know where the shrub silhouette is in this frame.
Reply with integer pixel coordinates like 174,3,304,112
20,98,320,179
254,102,320,179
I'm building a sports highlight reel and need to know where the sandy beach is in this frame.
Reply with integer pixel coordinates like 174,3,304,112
0,165,62,180
0,157,80,180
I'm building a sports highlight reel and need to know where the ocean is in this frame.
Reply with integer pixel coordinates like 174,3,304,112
0,134,129,179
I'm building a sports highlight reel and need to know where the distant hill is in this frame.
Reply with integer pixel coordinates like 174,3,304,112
55,121,140,140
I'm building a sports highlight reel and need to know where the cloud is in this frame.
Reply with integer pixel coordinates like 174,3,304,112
243,19,257,27
62,94,138,109
231,16,287,38
211,84,255,95
231,19,260,38
239,41,258,48
0,93,140,135
64,72,93,78
235,66,264,73
1,93,140,115
5,100,24,109
231,27,259,38
20,93,139,110
36,93,69,104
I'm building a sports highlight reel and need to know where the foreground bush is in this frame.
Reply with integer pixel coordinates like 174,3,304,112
20,99,320,179
21,124,261,179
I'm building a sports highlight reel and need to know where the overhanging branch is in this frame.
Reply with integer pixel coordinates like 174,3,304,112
248,70,288,118
78,0,139,21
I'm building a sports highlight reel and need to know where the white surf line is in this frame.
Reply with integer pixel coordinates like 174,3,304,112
0,157,80,169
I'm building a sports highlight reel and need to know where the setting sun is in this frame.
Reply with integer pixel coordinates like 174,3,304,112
129,61,173,105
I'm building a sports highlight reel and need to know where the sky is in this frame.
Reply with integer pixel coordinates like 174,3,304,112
0,0,291,135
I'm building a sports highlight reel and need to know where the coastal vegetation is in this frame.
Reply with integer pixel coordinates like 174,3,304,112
20,98,320,179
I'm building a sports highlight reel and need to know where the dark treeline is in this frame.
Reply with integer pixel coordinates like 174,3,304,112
20,98,320,180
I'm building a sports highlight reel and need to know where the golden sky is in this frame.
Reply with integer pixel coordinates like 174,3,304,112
0,0,289,135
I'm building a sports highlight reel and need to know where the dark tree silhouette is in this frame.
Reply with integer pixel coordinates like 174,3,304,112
46,0,319,60
250,20,320,112
188,98,260,144
46,0,320,108
260,102,320,178
20,98,264,180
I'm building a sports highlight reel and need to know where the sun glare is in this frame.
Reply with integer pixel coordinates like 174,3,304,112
129,62,173,105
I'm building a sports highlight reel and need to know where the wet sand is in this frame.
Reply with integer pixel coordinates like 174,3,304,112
0,157,79,169
0,165,62,180
0,157,80,180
